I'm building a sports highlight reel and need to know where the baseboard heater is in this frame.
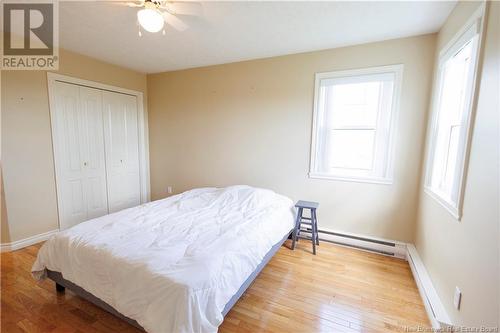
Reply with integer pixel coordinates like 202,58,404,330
315,229,407,259
406,244,452,330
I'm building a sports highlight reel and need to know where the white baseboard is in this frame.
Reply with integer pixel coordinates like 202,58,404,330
317,228,407,259
406,244,452,331
0,229,59,252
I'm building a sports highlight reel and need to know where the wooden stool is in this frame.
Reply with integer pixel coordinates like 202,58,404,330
291,200,319,255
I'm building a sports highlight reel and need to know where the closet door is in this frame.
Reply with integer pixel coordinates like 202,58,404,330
52,83,108,229
102,91,141,213
79,87,109,219
52,82,87,229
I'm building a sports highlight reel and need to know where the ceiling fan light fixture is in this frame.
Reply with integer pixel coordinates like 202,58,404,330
137,8,164,33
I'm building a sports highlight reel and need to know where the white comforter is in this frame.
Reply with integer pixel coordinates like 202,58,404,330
32,185,294,333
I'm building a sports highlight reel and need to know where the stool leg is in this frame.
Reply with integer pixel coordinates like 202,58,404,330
296,209,302,241
311,209,317,255
313,209,319,245
56,283,65,293
298,207,303,242
291,207,302,250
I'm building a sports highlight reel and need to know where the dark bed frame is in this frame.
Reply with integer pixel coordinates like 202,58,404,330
47,230,293,331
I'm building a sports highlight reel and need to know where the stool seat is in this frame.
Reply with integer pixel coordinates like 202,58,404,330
292,200,319,255
295,200,319,209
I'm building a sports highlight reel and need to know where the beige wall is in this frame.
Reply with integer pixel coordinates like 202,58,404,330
0,71,8,244
1,169,9,244
148,34,436,242
1,49,147,243
415,2,499,327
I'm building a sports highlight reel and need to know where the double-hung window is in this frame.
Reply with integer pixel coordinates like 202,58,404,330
309,65,403,184
424,13,483,219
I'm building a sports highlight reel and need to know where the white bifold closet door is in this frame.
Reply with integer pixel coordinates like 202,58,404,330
52,81,141,229
52,82,109,229
102,91,141,213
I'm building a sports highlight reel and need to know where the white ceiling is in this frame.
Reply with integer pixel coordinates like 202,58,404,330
59,1,456,74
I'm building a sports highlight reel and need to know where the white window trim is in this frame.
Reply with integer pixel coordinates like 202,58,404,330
309,64,404,185
423,3,486,221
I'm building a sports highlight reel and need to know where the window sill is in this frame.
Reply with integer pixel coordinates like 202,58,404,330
308,172,393,185
423,186,462,221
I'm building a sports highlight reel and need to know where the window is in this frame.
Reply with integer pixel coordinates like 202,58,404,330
424,15,483,219
309,65,403,184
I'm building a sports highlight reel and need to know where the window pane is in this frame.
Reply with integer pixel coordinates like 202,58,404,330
327,129,375,170
311,66,401,181
439,41,473,126
443,125,461,194
327,81,382,128
429,38,474,202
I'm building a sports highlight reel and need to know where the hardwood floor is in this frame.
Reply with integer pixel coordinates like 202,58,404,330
1,240,429,332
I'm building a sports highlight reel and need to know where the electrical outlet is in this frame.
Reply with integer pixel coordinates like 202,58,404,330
454,286,462,310
167,186,173,194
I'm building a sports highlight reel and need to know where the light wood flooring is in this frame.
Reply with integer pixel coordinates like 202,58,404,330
1,240,429,332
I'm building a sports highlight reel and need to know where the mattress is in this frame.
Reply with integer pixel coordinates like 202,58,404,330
32,185,295,333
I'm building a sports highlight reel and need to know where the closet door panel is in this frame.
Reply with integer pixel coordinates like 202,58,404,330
52,82,88,229
79,86,109,219
102,91,141,213
123,95,141,207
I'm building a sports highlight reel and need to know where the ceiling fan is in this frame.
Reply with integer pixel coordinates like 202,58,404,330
117,0,202,35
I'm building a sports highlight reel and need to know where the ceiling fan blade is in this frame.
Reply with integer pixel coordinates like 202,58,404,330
165,2,203,16
162,12,188,31
127,3,144,8
113,2,144,8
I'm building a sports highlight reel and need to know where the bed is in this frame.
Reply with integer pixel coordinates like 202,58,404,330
32,185,295,333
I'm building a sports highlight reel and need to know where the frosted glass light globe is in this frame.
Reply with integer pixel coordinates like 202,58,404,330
137,8,164,33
